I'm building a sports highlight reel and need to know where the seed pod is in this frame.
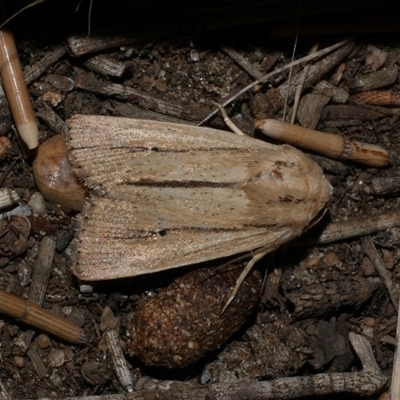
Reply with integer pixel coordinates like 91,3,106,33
0,135,11,160
351,90,400,106
127,263,261,369
32,134,87,211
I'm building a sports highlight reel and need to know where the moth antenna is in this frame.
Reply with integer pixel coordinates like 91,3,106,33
211,101,245,136
221,251,266,314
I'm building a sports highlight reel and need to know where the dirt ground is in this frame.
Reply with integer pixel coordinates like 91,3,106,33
1,1,400,399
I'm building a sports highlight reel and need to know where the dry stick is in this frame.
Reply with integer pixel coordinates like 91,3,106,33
0,1,38,149
23,44,66,85
10,237,86,346
361,236,398,312
12,371,387,400
390,298,400,400
276,41,354,102
297,211,400,246
0,380,10,400
0,290,86,344
28,236,56,305
199,36,354,125
105,330,133,393
255,119,389,167
290,42,319,124
74,69,209,122
36,101,67,134
216,43,263,80
349,332,381,374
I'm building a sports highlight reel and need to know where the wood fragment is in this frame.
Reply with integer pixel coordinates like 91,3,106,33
106,100,197,126
84,55,126,78
350,66,398,92
361,236,398,312
297,212,400,245
315,80,349,103
296,86,332,129
200,38,354,125
74,69,210,122
105,330,133,393
28,236,56,305
277,41,354,102
0,380,10,400
348,332,381,373
12,371,387,400
36,101,67,134
216,43,263,80
372,176,400,195
390,297,400,400
26,345,48,380
23,45,66,86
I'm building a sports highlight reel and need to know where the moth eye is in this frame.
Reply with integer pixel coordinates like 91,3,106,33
151,147,159,152
158,229,167,237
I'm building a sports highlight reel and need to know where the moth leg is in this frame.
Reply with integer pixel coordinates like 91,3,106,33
212,101,245,136
222,250,266,314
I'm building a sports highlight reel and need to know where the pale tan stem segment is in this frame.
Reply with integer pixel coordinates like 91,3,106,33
0,289,86,344
255,119,389,167
0,1,38,149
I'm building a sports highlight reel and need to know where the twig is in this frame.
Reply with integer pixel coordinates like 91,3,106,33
28,236,56,305
296,212,400,245
74,68,209,122
23,45,66,85
199,37,354,125
349,332,381,374
101,306,133,392
361,236,398,312
215,43,263,80
0,1,38,149
0,290,86,344
390,297,400,400
11,371,387,400
105,330,133,393
256,118,389,167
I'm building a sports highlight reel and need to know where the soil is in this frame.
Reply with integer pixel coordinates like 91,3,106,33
1,1,400,399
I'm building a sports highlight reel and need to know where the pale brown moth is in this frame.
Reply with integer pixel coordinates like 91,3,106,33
66,115,332,282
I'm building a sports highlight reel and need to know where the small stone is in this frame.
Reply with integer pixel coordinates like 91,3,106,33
14,355,25,368
47,349,65,368
37,334,51,349
361,257,375,277
28,192,47,216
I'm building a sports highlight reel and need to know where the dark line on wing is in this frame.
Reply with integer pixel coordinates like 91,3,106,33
121,179,238,188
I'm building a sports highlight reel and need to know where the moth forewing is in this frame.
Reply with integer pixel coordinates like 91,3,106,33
66,115,331,281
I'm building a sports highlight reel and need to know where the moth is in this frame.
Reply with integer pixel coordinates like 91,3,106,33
66,115,332,282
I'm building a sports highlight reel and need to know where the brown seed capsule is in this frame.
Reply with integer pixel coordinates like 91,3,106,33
127,263,261,369
32,134,87,211
0,135,11,160
351,90,400,106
